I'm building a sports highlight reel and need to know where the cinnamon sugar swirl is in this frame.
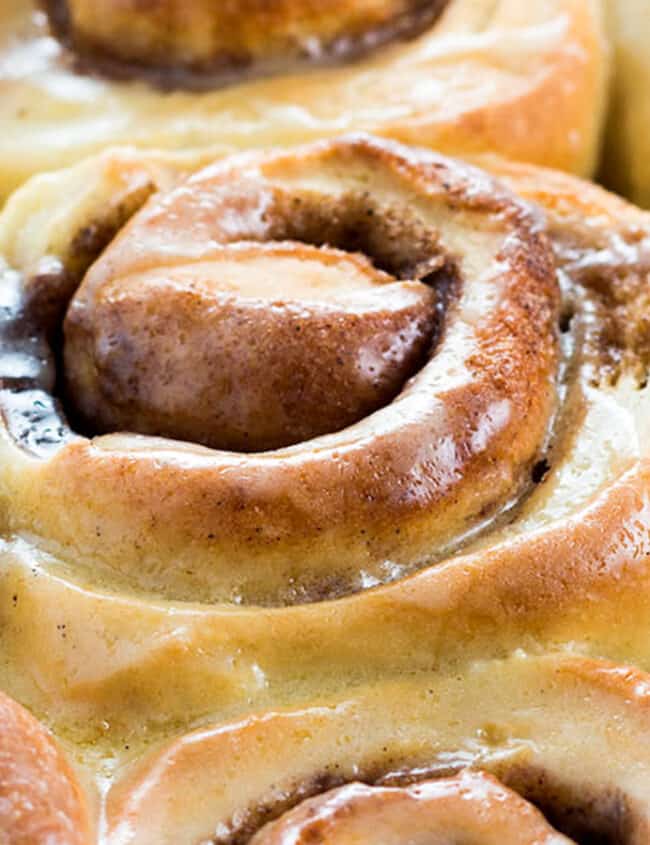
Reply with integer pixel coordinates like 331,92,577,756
0,136,648,842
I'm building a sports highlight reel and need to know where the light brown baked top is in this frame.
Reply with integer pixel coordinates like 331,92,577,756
47,0,444,82
0,0,607,199
0,137,648,842
106,654,650,844
0,136,561,604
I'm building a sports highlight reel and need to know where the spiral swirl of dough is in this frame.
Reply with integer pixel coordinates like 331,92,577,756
0,138,649,842
105,654,650,844
0,136,559,605
249,775,572,845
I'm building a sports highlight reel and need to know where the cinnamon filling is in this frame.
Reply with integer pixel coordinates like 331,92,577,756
0,262,70,456
0,189,454,455
205,766,641,845
43,0,449,90
62,189,450,451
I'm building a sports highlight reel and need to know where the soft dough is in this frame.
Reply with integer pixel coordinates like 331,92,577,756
0,0,607,199
0,140,649,842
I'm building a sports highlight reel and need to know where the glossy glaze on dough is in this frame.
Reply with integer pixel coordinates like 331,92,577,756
21,136,559,605
248,773,573,845
0,140,649,842
0,690,90,844
0,0,607,200
64,241,439,452
105,654,650,844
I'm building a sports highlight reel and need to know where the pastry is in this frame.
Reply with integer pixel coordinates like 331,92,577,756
106,653,650,844
0,0,608,199
47,0,445,75
0,135,649,839
0,689,90,844
0,135,563,605
600,0,650,207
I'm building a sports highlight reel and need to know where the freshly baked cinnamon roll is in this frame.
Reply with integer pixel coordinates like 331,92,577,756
105,653,650,844
0,1,607,198
0,136,563,604
0,690,90,844
0,135,649,731
0,136,649,840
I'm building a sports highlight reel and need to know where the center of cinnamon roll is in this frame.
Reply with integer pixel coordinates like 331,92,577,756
45,0,448,87
0,137,562,605
63,239,438,451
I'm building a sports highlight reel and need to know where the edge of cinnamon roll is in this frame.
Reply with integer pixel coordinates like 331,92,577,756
45,0,448,88
0,689,90,844
0,139,647,746
105,653,650,845
0,0,608,200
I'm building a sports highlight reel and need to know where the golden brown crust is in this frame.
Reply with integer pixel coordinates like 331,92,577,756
104,655,650,845
0,691,90,845
54,0,442,76
0,0,608,199
2,135,560,603
4,456,647,734
249,773,572,845
64,241,438,452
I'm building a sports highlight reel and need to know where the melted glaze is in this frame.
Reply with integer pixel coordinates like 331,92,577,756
103,654,650,845
0,143,649,845
0,137,560,605
0,263,71,456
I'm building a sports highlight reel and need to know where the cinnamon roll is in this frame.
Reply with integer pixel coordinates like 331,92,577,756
0,689,90,844
105,653,650,844
48,0,443,76
0,134,649,724
0,135,562,605
0,1,607,199
0,136,650,839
